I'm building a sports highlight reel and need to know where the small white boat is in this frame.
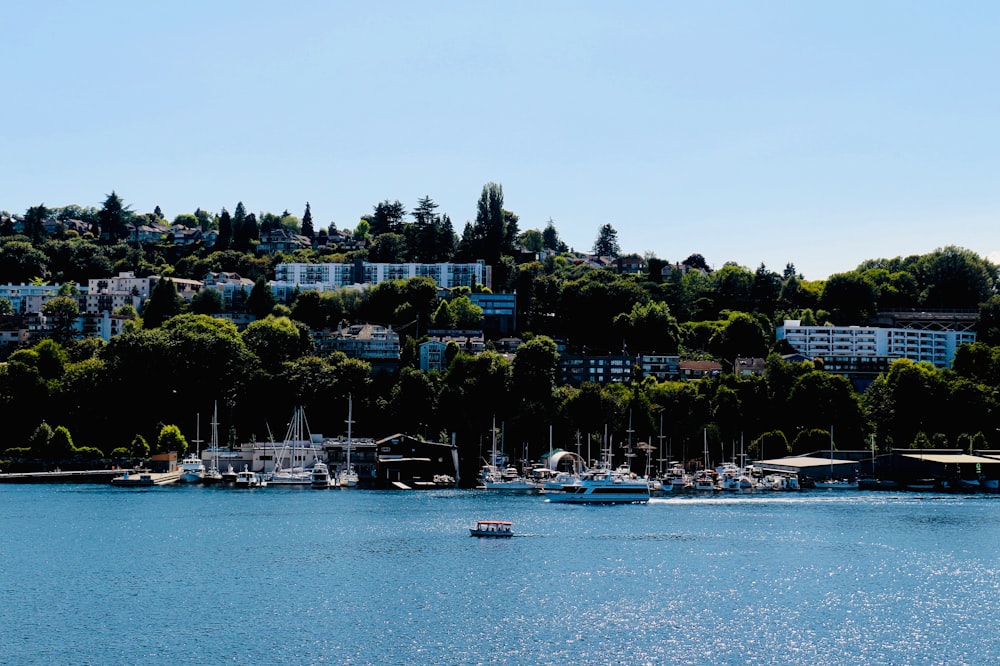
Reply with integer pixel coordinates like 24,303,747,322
470,520,514,538
546,467,650,504
310,461,334,489
234,466,266,489
338,465,359,488
178,452,205,484
814,478,859,489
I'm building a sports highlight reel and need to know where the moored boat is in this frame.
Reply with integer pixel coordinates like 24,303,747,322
178,452,205,484
310,461,334,489
234,466,266,489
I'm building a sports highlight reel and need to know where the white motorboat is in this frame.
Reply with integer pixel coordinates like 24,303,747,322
234,465,266,489
310,461,334,489
546,466,650,504
178,452,205,484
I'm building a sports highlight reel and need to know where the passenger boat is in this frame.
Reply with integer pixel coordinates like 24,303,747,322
469,520,514,537
546,467,650,504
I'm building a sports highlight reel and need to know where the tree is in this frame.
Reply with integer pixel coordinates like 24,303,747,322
370,200,406,236
242,316,311,372
613,300,681,354
41,296,80,343
820,272,876,325
217,207,232,251
451,296,483,329
592,223,621,258
98,191,131,243
130,434,150,459
191,287,224,315
157,423,188,456
302,202,315,239
142,278,182,328
0,297,13,315
247,277,276,319
24,204,49,243
542,218,568,252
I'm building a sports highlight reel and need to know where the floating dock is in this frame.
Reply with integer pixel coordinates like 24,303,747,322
110,470,181,487
0,469,121,484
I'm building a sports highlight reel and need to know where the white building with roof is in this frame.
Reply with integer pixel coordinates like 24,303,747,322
776,320,976,369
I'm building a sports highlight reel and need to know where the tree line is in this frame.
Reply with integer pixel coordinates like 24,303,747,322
3,187,1000,480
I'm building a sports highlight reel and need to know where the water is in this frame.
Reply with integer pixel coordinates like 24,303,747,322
4,486,1000,665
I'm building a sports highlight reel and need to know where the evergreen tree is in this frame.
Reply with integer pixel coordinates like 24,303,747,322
542,218,567,252
302,202,315,239
371,200,406,236
231,202,248,251
24,204,49,243
217,207,232,250
248,277,276,319
143,278,182,328
592,223,620,258
98,191,130,243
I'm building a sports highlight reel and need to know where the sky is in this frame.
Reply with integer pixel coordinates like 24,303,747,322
3,1,999,281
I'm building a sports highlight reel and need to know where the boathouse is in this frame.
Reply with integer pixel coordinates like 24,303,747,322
754,455,860,481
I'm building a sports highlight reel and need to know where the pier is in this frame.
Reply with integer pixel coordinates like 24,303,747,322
0,469,121,484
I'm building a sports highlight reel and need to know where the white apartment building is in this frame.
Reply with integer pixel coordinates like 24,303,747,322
776,320,976,369
0,283,66,313
86,272,157,314
271,261,491,301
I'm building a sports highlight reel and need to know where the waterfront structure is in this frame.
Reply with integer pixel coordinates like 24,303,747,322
776,319,976,369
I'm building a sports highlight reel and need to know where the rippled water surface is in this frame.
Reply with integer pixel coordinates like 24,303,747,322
4,486,1000,664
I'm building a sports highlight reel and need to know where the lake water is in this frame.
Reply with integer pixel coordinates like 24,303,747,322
3,485,1000,665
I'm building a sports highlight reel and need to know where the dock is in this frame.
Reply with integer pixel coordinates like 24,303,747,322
110,470,181,487
0,469,121,484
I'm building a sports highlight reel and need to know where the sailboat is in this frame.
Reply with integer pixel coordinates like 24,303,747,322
480,417,537,492
814,425,858,489
268,406,314,486
338,395,359,488
201,403,223,485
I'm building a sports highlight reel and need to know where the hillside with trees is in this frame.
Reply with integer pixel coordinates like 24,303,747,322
2,187,999,481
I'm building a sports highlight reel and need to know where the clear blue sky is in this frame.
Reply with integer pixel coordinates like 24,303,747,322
3,1,999,280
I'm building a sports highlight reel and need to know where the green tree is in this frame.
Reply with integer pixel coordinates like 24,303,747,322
51,425,75,459
24,204,49,243
242,316,311,372
592,223,621,258
451,296,483,329
613,300,680,354
130,434,150,459
247,277,276,319
157,423,188,456
191,287,224,315
542,219,568,252
41,296,80,343
302,202,315,239
370,200,406,236
142,278,182,328
820,272,876,325
98,191,131,243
